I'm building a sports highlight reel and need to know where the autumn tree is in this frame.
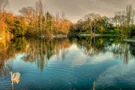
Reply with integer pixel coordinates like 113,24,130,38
54,13,72,35
0,0,9,39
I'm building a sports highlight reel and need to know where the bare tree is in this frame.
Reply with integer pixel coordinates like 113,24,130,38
126,4,132,27
62,11,65,20
0,0,8,12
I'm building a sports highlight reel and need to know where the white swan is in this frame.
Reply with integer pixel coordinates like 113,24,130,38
10,71,21,90
10,71,21,84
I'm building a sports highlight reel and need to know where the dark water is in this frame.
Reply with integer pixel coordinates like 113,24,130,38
0,36,135,90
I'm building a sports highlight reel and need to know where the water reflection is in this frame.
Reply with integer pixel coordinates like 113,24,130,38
0,36,135,89
93,81,96,90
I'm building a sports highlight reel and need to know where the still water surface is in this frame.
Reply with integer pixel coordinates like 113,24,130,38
0,37,135,90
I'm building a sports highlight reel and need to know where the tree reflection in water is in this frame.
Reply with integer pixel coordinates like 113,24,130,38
70,36,135,64
0,36,135,76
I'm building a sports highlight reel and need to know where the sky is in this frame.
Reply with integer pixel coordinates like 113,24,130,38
7,0,135,22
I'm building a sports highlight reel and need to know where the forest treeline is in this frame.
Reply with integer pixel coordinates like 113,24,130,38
70,4,135,37
0,0,72,39
0,0,135,40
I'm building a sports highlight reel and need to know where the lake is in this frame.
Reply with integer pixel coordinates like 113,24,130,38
0,36,135,90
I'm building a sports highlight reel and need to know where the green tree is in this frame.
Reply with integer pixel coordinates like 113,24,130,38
45,12,53,35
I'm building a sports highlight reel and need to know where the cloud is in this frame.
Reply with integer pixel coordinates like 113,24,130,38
89,54,113,64
96,60,135,88
49,44,114,67
8,0,135,22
